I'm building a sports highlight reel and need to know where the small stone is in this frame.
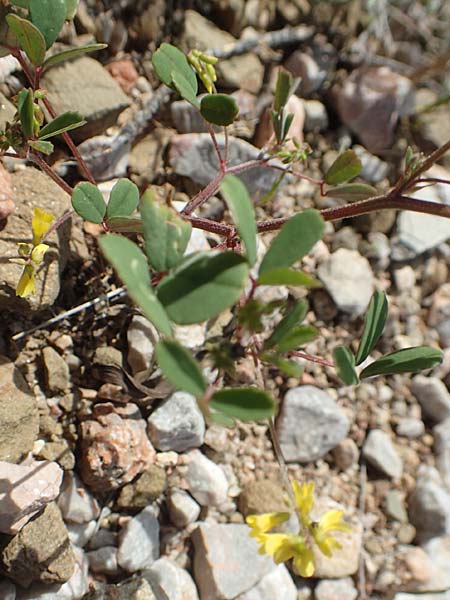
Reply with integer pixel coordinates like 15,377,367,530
276,386,349,462
303,99,329,132
87,546,119,575
418,536,450,592
385,490,408,523
127,315,158,375
67,520,97,548
397,417,425,439
41,57,129,142
331,438,360,471
394,265,416,292
238,480,286,517
88,527,116,551
0,459,63,534
409,467,450,542
0,162,14,220
128,128,171,186
105,58,139,93
0,90,15,130
173,323,207,349
116,465,167,510
37,439,75,470
0,358,39,463
318,249,374,317
236,564,296,600
434,417,450,489
192,522,275,599
353,145,390,184
79,402,155,491
117,506,160,572
167,489,201,528
186,449,229,507
57,472,100,524
412,375,450,422
397,523,416,544
42,347,70,394
115,577,156,600
147,391,205,452
144,557,199,600
362,429,403,479
284,51,327,95
314,577,358,600
1,502,75,587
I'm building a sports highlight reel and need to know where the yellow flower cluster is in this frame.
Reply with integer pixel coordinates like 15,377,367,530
246,481,351,577
188,49,218,94
15,207,54,297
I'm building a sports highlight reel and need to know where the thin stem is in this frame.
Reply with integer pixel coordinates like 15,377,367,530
29,151,73,196
207,123,225,171
268,418,297,510
416,177,450,186
0,152,21,159
42,209,75,242
182,171,224,215
264,162,324,187
224,126,229,164
185,214,233,237
289,351,335,368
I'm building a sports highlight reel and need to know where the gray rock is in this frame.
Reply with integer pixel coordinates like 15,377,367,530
1,502,75,587
114,577,157,600
86,546,119,575
318,249,374,317
415,88,450,155
116,465,167,510
192,523,275,599
331,438,359,471
167,489,201,528
303,100,329,132
41,57,129,142
0,358,39,464
284,51,328,95
147,391,205,452
127,315,158,374
409,467,450,541
0,168,71,311
314,577,358,600
276,386,349,462
385,490,408,523
181,10,263,93
117,506,160,572
362,429,403,479
401,536,450,593
412,376,450,422
397,417,425,438
57,472,100,524
434,417,450,489
144,557,199,600
235,564,296,600
169,133,288,200
172,99,210,134
42,347,70,394
354,145,390,184
186,449,229,507
67,520,97,548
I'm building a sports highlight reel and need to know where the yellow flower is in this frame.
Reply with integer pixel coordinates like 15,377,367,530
246,512,290,540
292,480,315,528
32,207,54,245
31,243,50,265
16,264,36,297
311,509,352,557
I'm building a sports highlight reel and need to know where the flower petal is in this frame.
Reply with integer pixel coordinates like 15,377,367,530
293,546,315,577
32,207,54,245
16,264,36,297
292,480,315,527
246,512,290,536
31,243,49,265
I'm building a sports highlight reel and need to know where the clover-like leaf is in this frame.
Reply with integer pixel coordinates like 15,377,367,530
28,139,54,154
210,388,276,422
257,267,320,287
325,150,362,185
152,43,198,106
71,182,106,224
200,94,239,126
17,88,34,138
29,0,67,49
221,175,257,266
6,14,46,65
106,178,140,218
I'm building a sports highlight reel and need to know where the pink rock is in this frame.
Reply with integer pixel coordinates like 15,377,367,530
0,163,14,220
335,66,414,153
254,95,305,149
106,59,139,93
0,460,63,534
79,403,155,491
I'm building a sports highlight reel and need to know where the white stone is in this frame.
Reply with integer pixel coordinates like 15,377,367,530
144,557,199,600
315,577,358,600
186,450,229,507
362,429,403,479
87,546,119,575
117,506,159,572
57,472,100,524
127,315,158,374
236,564,297,600
167,488,201,528
67,520,97,548
412,376,450,423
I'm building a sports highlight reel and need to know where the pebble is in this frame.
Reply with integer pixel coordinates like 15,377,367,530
276,386,349,462
0,358,39,463
86,546,119,575
192,522,275,599
0,460,63,534
418,536,450,592
116,465,167,510
147,391,205,452
1,502,75,587
144,557,199,600
284,51,327,95
314,577,358,600
434,417,450,488
409,467,450,541
238,480,287,517
126,315,158,374
331,438,360,471
186,449,229,507
353,145,390,184
303,99,329,132
411,375,450,422
0,162,14,220
79,402,155,491
396,417,425,439
57,472,100,524
167,489,201,528
173,323,207,349
385,490,408,523
362,429,403,479
67,520,97,548
42,347,71,393
117,505,160,572
236,564,297,600
318,249,374,317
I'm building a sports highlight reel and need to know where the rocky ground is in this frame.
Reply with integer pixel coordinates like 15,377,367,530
0,1,450,599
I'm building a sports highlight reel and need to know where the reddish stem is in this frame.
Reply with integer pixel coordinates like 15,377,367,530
289,351,335,368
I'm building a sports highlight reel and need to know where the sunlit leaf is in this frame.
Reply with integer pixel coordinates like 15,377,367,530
273,69,298,113
155,339,207,397
325,150,362,185
258,267,320,287
100,234,172,336
28,139,54,154
355,291,388,366
264,300,308,350
29,0,66,49
39,111,86,140
210,387,276,421
200,93,239,126
360,346,443,379
71,182,106,224
333,346,359,385
221,175,257,266
6,14,46,65
42,43,107,70
152,43,198,106
106,178,140,218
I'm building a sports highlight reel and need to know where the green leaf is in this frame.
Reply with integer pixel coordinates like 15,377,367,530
6,14,46,65
38,111,86,140
100,234,172,337
200,94,239,126
152,43,198,105
259,209,325,275
64,0,79,19
355,291,388,366
258,267,321,287
325,183,377,202
17,89,34,138
220,175,257,266
155,339,207,397
42,43,107,69
28,139,54,154
262,352,303,378
71,182,106,224
264,300,308,350
333,346,359,385
29,0,66,49
273,69,297,113
106,178,139,218
210,388,276,422
140,189,192,272
360,347,443,379
157,251,249,324
325,150,362,185
275,325,318,353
